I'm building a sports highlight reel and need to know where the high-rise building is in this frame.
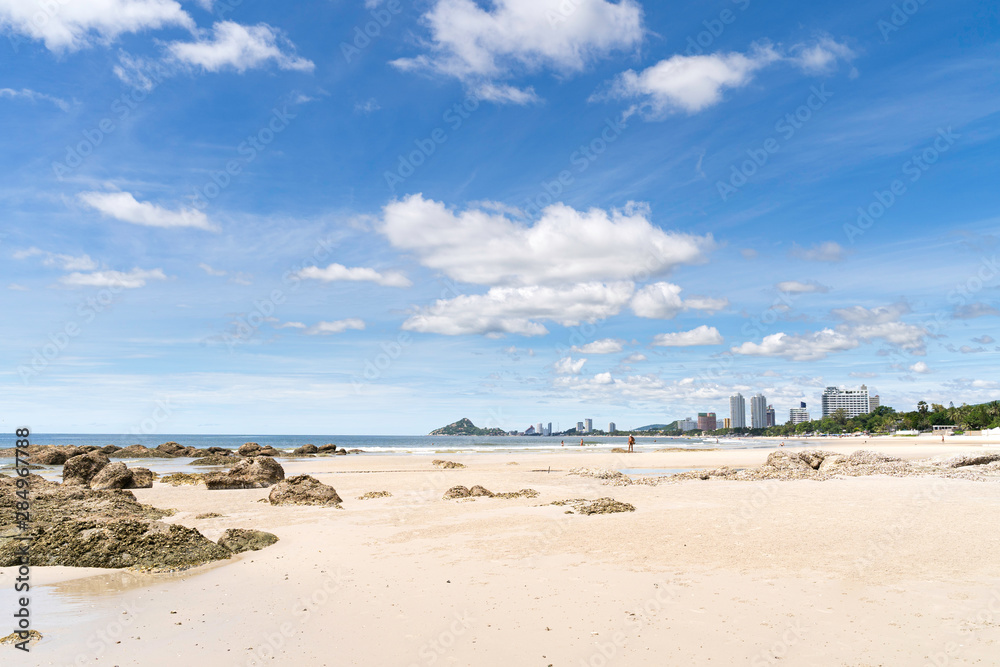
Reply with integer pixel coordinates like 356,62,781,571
822,385,872,418
584,418,593,433
536,423,543,435
869,395,880,412
765,405,776,427
730,393,746,429
750,394,767,429
678,418,697,431
546,422,552,436
698,412,717,431
790,402,810,425
608,422,616,434
577,421,584,432
723,417,731,429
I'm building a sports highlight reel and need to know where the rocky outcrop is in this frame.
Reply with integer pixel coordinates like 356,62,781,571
257,446,281,457
32,448,71,465
443,486,471,499
204,457,285,490
190,455,239,466
318,444,338,453
156,442,186,456
130,468,154,488
293,444,319,455
63,450,111,486
100,445,122,455
89,462,132,490
237,442,261,457
494,489,540,499
334,449,347,456
551,498,635,515
161,472,205,486
268,475,342,506
938,453,1000,468
206,446,231,455
111,444,162,459
469,485,494,497
217,529,279,554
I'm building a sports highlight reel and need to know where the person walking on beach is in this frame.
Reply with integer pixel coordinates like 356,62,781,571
627,435,635,453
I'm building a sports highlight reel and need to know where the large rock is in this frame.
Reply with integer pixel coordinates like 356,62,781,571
191,455,239,466
237,442,261,457
63,451,111,486
317,444,338,453
217,529,279,554
90,462,135,490
268,475,342,506
32,448,70,465
156,442,186,456
206,447,231,455
293,444,319,455
204,457,285,490
469,485,494,497
111,444,162,459
443,486,471,499
130,468,154,489
99,445,121,455
257,446,281,457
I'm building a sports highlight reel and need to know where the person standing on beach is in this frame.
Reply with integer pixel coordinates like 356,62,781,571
580,438,584,446
627,435,635,453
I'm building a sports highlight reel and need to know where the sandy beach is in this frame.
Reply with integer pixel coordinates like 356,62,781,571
4,441,1000,666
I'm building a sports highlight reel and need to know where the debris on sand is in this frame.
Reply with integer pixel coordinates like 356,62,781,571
433,460,466,469
444,485,540,500
2,630,42,647
194,512,224,519
550,498,635,515
494,489,539,499
357,491,392,500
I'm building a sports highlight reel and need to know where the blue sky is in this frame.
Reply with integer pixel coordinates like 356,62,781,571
1,0,998,434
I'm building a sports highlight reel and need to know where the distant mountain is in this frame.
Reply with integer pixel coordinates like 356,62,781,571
429,418,507,436
634,423,673,431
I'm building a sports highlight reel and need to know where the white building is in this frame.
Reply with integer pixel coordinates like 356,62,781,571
790,404,810,425
730,393,746,429
584,418,593,433
678,418,697,432
822,385,872,418
536,423,543,435
750,394,767,429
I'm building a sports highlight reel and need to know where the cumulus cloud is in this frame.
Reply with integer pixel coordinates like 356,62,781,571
732,329,858,361
777,280,830,294
0,0,193,52
391,0,643,104
605,37,854,118
60,268,167,289
630,282,683,318
789,241,845,262
304,319,365,335
380,195,712,287
622,352,647,363
79,191,216,231
294,263,411,288
14,247,97,271
952,302,1000,319
572,338,625,354
402,282,634,337
0,87,70,111
909,361,930,374
683,295,729,313
652,325,724,347
554,356,587,375
166,21,313,72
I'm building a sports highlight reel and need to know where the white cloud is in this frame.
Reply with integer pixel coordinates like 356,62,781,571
391,0,643,104
79,191,216,231
652,325,724,347
909,361,930,374
554,356,587,375
789,241,845,262
607,43,780,116
831,301,910,324
304,319,365,335
683,295,729,313
198,263,226,276
380,195,713,287
622,352,646,363
953,302,1000,319
850,372,878,378
60,268,167,289
0,0,194,52
0,87,70,111
294,263,411,288
631,282,683,318
275,321,307,330
14,247,98,271
166,21,314,73
402,282,634,337
605,37,854,118
731,329,858,361
777,280,829,294
572,338,624,354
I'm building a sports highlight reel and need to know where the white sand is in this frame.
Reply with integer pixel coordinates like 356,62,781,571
4,443,1000,665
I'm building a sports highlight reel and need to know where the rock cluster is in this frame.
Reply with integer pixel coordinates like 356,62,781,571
90,462,154,490
204,457,285,490
268,475,342,506
551,498,635,515
443,486,540,500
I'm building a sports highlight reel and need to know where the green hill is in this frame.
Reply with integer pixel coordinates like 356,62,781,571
429,418,507,436
635,422,674,431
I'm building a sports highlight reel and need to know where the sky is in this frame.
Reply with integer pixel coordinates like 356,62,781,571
1,0,999,435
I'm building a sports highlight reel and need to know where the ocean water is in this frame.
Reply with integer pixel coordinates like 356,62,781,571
0,433,785,455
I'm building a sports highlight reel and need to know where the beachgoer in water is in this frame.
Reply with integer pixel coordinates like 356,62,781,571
627,435,635,453
580,438,584,446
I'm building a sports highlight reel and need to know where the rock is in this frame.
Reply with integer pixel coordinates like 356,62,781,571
204,457,285,490
317,444,338,453
32,448,70,465
765,451,814,471
161,473,205,486
494,489,539,499
847,450,902,466
237,442,261,457
190,455,238,466
334,450,347,456
79,445,100,453
551,498,635,515
180,446,201,457
156,442,186,456
293,444,319,455
111,444,162,459
443,486,471,499
357,491,392,500
268,475,342,506
90,462,136,490
63,450,111,486
257,447,281,457
469,485,494,497
131,468,154,489
207,447,231,455
194,512,224,519
217,528,279,554
1,630,42,647
100,445,121,455
432,460,465,469
938,453,1000,468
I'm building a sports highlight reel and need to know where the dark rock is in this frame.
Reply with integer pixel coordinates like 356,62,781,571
317,444,338,453
131,468,154,489
348,449,364,453
204,457,285,490
432,460,465,469
79,445,100,453
237,442,261,457
334,449,347,456
90,462,136,490
217,528,279,554
257,447,281,457
32,448,70,465
293,444,319,455
63,450,111,486
268,475,342,506
100,445,121,455
157,442,186,456
206,447,231,455
190,455,238,466
161,472,205,486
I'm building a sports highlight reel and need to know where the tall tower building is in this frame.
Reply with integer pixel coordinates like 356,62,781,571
536,423,543,436
577,421,584,432
766,405,776,427
750,394,767,429
869,395,880,413
822,385,871,418
546,422,552,436
608,422,616,434
585,418,592,433
790,402,810,424
730,393,746,429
